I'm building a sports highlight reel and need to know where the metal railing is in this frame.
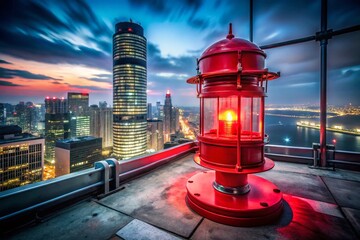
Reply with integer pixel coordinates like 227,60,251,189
0,142,197,229
1,142,359,231
265,144,360,168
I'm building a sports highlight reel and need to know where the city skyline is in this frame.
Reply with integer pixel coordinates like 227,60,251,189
0,0,359,106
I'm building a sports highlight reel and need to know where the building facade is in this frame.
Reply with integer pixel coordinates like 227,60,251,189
68,93,89,115
0,125,44,191
163,91,180,143
171,106,180,134
156,101,164,120
163,91,172,142
70,115,90,137
44,97,70,163
163,91,175,142
55,136,102,177
147,119,164,152
113,21,147,159
68,93,90,138
0,103,5,125
147,103,152,119
90,105,113,148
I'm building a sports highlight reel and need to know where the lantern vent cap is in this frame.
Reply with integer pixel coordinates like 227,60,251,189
200,23,265,60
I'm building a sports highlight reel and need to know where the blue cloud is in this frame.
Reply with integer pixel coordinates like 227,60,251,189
0,0,112,71
0,67,61,80
0,59,12,64
0,80,22,86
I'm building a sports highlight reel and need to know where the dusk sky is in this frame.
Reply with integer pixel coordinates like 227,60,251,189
0,0,359,106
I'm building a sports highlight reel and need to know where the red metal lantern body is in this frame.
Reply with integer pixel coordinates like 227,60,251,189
186,24,283,226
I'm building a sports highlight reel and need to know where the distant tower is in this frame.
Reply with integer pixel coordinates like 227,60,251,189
0,103,5,125
147,103,152,119
113,21,147,159
156,101,163,119
163,90,173,142
147,119,164,152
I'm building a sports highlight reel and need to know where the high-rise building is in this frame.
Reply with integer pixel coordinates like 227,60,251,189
172,106,180,133
12,101,41,134
163,90,173,142
147,119,164,152
14,102,26,131
147,103,152,119
99,101,108,109
156,101,164,120
0,125,44,191
70,115,90,137
45,97,67,114
68,93,90,138
113,21,147,159
55,136,102,177
68,93,89,115
44,97,70,163
24,102,38,133
89,105,113,148
163,91,180,142
0,103,5,125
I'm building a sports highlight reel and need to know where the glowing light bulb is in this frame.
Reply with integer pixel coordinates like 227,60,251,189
219,109,237,136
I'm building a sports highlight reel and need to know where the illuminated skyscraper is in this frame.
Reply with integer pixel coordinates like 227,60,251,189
113,21,147,159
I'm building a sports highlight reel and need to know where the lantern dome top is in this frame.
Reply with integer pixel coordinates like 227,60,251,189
200,23,265,60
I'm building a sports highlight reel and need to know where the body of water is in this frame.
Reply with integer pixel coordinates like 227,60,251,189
265,112,360,152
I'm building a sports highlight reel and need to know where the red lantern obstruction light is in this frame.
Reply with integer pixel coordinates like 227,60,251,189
185,23,282,226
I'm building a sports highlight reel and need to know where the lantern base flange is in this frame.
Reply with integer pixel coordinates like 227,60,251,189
186,171,283,226
194,153,275,174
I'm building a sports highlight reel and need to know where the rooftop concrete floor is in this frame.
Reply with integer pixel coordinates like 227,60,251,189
6,153,360,240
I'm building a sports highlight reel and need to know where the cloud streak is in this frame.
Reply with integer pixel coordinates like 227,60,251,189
0,80,22,86
81,74,112,83
69,84,111,91
0,59,12,64
0,67,61,80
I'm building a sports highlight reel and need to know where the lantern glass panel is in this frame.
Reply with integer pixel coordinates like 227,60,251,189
203,98,218,137
219,96,238,137
241,97,251,138
252,97,262,140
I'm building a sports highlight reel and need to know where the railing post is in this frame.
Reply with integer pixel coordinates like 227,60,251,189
312,143,320,167
94,160,110,194
105,158,120,189
326,144,335,169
